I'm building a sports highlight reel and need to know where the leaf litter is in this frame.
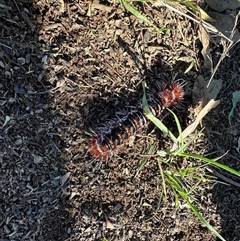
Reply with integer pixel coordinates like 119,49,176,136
0,1,240,241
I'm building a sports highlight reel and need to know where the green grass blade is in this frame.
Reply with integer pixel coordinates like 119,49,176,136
157,158,167,197
180,152,240,178
168,108,183,145
172,129,204,156
134,143,155,178
177,165,202,176
142,81,179,145
184,60,195,74
167,172,226,241
120,0,167,33
184,199,226,241
188,178,203,196
165,174,180,207
166,174,183,193
102,238,110,241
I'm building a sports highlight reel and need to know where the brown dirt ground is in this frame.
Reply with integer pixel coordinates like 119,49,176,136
0,0,240,241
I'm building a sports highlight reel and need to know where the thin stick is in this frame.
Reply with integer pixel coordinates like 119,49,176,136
207,12,240,87
0,3,12,10
0,42,12,50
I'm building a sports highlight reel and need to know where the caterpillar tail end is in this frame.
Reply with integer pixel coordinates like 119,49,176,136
88,137,113,160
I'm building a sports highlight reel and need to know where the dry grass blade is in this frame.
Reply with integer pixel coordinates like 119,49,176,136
120,0,168,33
171,99,220,152
207,12,240,87
154,0,232,42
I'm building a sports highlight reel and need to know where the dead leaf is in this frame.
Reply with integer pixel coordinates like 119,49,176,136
171,99,220,152
60,172,71,187
198,26,212,69
192,75,205,107
199,8,216,23
203,78,222,107
105,215,115,229
192,76,222,117
229,90,240,125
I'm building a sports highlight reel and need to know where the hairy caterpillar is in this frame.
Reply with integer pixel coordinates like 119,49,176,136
88,81,184,160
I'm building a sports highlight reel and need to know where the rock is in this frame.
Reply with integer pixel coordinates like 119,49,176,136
205,0,240,12
17,57,25,65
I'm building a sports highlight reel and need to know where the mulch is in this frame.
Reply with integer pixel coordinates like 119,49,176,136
1,0,240,240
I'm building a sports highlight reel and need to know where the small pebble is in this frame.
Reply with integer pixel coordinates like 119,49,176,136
17,57,26,65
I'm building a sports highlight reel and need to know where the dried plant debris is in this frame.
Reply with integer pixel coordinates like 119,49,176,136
0,0,240,241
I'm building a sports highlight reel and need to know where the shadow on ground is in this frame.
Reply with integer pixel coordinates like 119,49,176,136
0,1,72,240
